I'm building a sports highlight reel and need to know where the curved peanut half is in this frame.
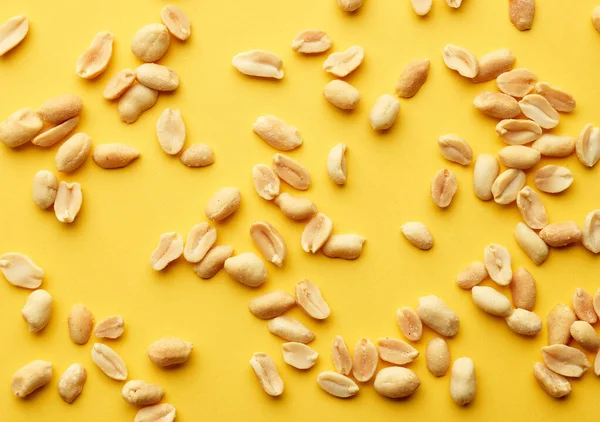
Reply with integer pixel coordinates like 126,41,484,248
327,143,348,185
517,186,548,230
509,0,535,31
55,132,92,173
184,222,217,263
498,146,540,170
396,306,423,341
161,4,191,41
291,29,332,54
282,342,319,369
401,222,434,250
323,46,364,77
473,154,499,200
250,221,286,267
267,316,315,343
431,168,457,208
438,134,473,165
274,193,317,220
301,213,333,253
518,94,559,129
496,119,542,145
95,315,125,339
103,69,136,100
252,164,280,200
253,115,302,151
91,343,128,380
442,44,479,78
54,181,83,224
122,380,165,406
317,371,359,398
535,82,575,112
32,116,80,148
576,123,600,168
377,338,419,365
0,15,28,56
296,279,330,320
337,0,363,11
352,338,378,382
273,153,310,190
533,362,571,398
582,210,600,254
534,165,573,194
0,108,43,147
192,245,233,279
541,344,590,378
514,222,549,266
232,50,283,79
411,0,433,16
149,232,184,271
483,243,512,285
332,335,352,375
471,49,515,83
496,68,537,97
76,31,114,79
572,288,597,324
491,169,526,204
135,404,176,422
92,143,140,169
156,108,186,155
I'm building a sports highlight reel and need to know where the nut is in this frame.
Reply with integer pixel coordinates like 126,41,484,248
534,165,573,193
301,213,333,253
122,380,164,406
337,0,363,11
533,362,571,398
471,286,512,316
252,164,280,200
267,316,315,343
369,94,400,130
396,306,423,341
232,50,283,79
416,295,460,337
450,357,476,406
498,145,540,169
519,94,560,129
373,367,421,399
352,338,378,382
273,153,310,190
576,123,600,168
292,29,332,54
473,92,521,119
541,344,590,377
249,290,296,319
516,186,548,230
471,49,515,83
411,0,433,15
377,338,419,365
570,321,600,351
118,84,158,123
582,209,600,253
250,221,286,267
506,309,542,336
282,342,319,369
322,234,365,259
180,143,214,167
38,94,83,124
323,80,360,110
205,187,241,222
0,108,43,147
32,116,80,147
156,108,185,155
274,192,317,220
514,222,549,266
473,154,500,200
532,134,575,157
91,343,128,380
32,170,58,209
54,182,82,223
93,143,140,169
76,31,114,79
224,252,267,287
68,304,94,345
594,6,600,32
161,4,191,41
535,82,575,112
192,245,233,279
438,134,472,165
131,23,170,62
136,63,179,91
296,278,330,320
426,337,450,377
323,46,364,77
331,335,352,375
134,403,176,422
253,115,302,151
511,267,536,310
55,132,92,172
148,337,193,367
58,363,87,404
11,360,52,398
184,222,217,263
509,0,535,31
539,222,582,247
317,371,359,398
483,243,512,286
401,222,434,250
456,262,488,289
103,69,136,100
431,168,457,208
495,119,542,145
491,168,526,204
446,0,463,7
396,58,430,98
547,303,576,345
0,15,28,56
95,315,124,339
442,44,479,78
327,143,348,185
21,289,52,332
496,68,537,97
572,288,597,323
0,252,44,289
149,232,184,271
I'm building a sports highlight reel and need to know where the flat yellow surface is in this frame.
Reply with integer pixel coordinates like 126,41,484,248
1,0,599,420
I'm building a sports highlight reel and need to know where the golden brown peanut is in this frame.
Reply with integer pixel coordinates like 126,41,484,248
192,245,233,279
471,49,515,83
103,69,136,100
484,243,512,286
539,222,581,247
224,252,267,287
417,295,460,337
273,153,310,190
532,134,575,157
21,289,52,332
184,222,217,263
377,338,419,365
249,290,295,319
323,46,364,77
68,304,94,345
456,262,488,289
517,186,548,230
426,337,450,377
0,253,44,289
496,68,537,97
0,108,43,147
352,338,378,382
274,193,317,220
32,170,58,209
337,0,363,11
76,31,114,79
32,116,80,147
570,321,600,351
131,23,170,62
94,315,124,339
136,63,179,91
296,279,330,320
135,403,176,422
118,84,158,124
509,0,535,31
596,350,600,376
327,143,348,185
205,187,241,222
232,50,283,79
148,337,193,367
252,164,280,200
396,58,430,98
374,367,420,399
180,143,214,168
498,146,540,169
473,154,499,201
149,232,183,271
492,169,526,204
156,108,185,155
495,119,542,145
93,143,140,169
282,342,319,369
511,267,536,310
292,29,332,54
323,80,360,110
253,115,302,151
396,307,423,341
442,44,478,78
122,380,164,406
11,360,52,398
471,286,512,316
54,182,82,223
250,221,286,267
533,362,571,398
268,316,315,343
474,92,520,119
514,222,549,266
161,4,191,41
438,134,472,165
55,132,92,172
547,304,576,345
0,15,28,56
301,213,333,253
572,288,597,324
401,222,433,250
317,371,359,398
519,94,559,129
542,344,590,377
331,335,352,375
431,168,457,208
535,82,576,112
582,210,600,253
411,0,433,15
450,357,476,406
58,363,86,403
506,309,542,336
91,343,128,380
369,94,400,131
576,123,600,168
38,94,83,124
534,165,573,193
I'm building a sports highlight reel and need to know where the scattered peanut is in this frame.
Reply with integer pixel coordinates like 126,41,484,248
91,343,128,380
184,222,217,264
377,338,419,365
92,143,140,169
492,169,526,204
161,4,191,41
136,64,179,91
32,170,58,209
131,23,170,62
282,342,319,369
11,360,52,398
401,222,434,250
547,303,577,345
456,262,488,289
572,288,597,324
249,290,296,320
511,267,536,310
76,31,114,79
471,286,513,317
267,316,315,343
498,146,540,170
301,212,333,253
576,123,600,168
416,295,460,337
232,50,283,79
253,115,302,151
118,84,158,123
496,68,537,97
532,134,575,157
484,243,512,286
32,116,80,147
21,289,52,333
442,44,479,78
534,165,573,194
473,154,500,201
369,94,400,131
471,49,515,83
582,209,600,253
95,315,124,339
205,187,241,222
122,380,164,406
514,222,549,266
292,29,332,54
352,338,378,382
317,371,359,398
506,309,542,336
396,58,430,98
38,94,83,124
519,94,560,129
509,0,535,31
147,337,193,367
224,252,267,287
192,245,233,279
149,232,184,271
539,221,582,247
250,221,286,267
134,403,176,422
323,46,364,77
450,357,476,406
323,80,361,110
516,186,548,230
410,0,433,16
533,362,571,398
426,337,450,377
156,108,185,155
473,92,521,119
438,134,473,165
396,306,423,341
68,304,94,345
373,367,421,399
431,168,458,208
331,335,353,375
337,0,363,12
0,15,28,56
274,192,317,220
570,321,600,351
0,252,44,289
496,119,542,145
327,143,348,185
58,364,87,404
541,344,590,378
273,153,311,190
251,352,285,396
180,143,214,168
103,69,136,100
296,279,330,320
0,108,43,147
535,82,576,112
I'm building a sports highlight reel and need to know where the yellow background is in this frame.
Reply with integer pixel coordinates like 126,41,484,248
1,0,599,420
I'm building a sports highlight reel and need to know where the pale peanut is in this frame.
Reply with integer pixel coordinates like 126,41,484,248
323,46,364,77
32,170,58,209
456,262,488,289
496,68,537,97
509,0,535,31
337,0,363,11
473,154,499,200
55,132,92,172
396,307,423,341
446,0,462,7
327,143,348,185
95,315,124,339
594,6,600,33
252,164,280,200
539,222,581,247
68,304,94,345
322,234,365,259
426,337,450,377
374,367,420,399
547,304,576,345
442,44,478,78
471,286,512,317
76,31,114,79
0,252,44,289
317,371,358,398
0,108,43,147
131,23,170,62
534,165,573,193
401,222,433,250
535,82,575,112
118,84,158,123
93,143,140,169
396,58,430,98
572,288,597,323
570,321,600,351
533,362,571,398
471,49,515,83
253,115,302,151
38,94,83,124
149,232,183,271
205,187,241,222
273,153,310,190
495,119,542,145
268,316,315,343
282,342,319,369
583,209,600,253
274,193,317,220
91,343,127,380
301,213,333,253
595,289,600,320
0,15,28,56
32,116,80,147
542,344,590,377
58,364,87,404
224,252,267,287
450,357,476,406
377,338,419,365
192,245,233,279
498,146,540,169
411,0,433,16
438,134,472,165
511,267,536,310
296,279,330,320
11,360,52,398
491,169,526,204
136,64,179,91
519,94,559,129
517,186,548,230
21,289,52,333
135,404,176,422
506,309,542,336
180,143,214,168
323,80,360,110
331,335,352,375
184,222,217,263
484,243,512,286
250,221,286,267
352,338,378,382
122,380,164,406
514,222,549,266
532,134,575,157
232,50,283,79
576,123,600,168
431,168,457,208
473,92,520,119
369,94,400,131
103,69,136,100
161,4,191,41
249,290,296,319
417,295,460,337
156,108,185,155
148,337,193,367
292,29,332,54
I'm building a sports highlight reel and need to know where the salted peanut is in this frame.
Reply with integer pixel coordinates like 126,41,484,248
91,343,127,380
539,222,581,247
396,58,430,98
323,46,364,77
473,92,520,119
547,304,576,345
0,253,43,289
352,338,378,382
471,49,515,83
426,337,450,377
161,4,191,41
533,362,571,398
205,187,241,222
576,124,600,168
136,64,179,92
148,337,193,367
511,267,536,310
149,232,183,271
273,153,310,190
21,289,52,333
534,165,573,193
517,186,548,230
323,80,360,110
32,170,58,209
332,335,352,375
282,342,319,369
103,69,136,100
506,309,541,335
75,31,114,79
532,134,575,157
416,295,460,337
118,84,158,123
232,50,283,79
498,146,540,170
327,143,348,185
377,338,419,365
496,68,537,97
473,154,499,201
583,210,600,253
337,0,363,11
0,15,28,56
411,0,433,15
450,357,476,405
192,245,233,279
253,115,302,151
296,279,330,320
572,288,597,323
252,165,280,200
509,0,535,31
535,82,575,112
495,119,542,145
491,169,526,204
95,315,124,339
11,360,52,398
38,94,83,124
55,132,92,172
541,344,590,377
442,44,478,78
431,168,457,208
594,6,600,32
249,290,295,319
401,222,433,250
131,23,170,62
180,143,214,168
374,367,421,399
135,403,176,422
519,94,559,129
93,143,140,169
456,262,488,289
122,380,164,406
250,221,286,267
184,223,217,263
32,116,80,147
514,222,549,266
224,253,267,287
396,307,423,341
156,108,185,155
292,29,332,54
369,94,400,131
301,213,333,253
268,316,315,343
483,243,512,286
0,108,43,147
438,134,472,165
58,363,86,403
471,286,512,317
68,304,94,345
570,321,600,351
317,371,359,398
54,181,82,223
274,192,317,220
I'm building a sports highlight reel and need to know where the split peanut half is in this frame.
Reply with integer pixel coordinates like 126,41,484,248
136,63,180,91
396,306,423,341
369,94,400,131
517,186,548,230
32,170,58,209
496,68,537,97
496,119,542,145
135,404,176,422
92,143,140,169
491,169,526,204
401,222,434,250
156,108,186,155
54,181,83,223
21,289,52,333
95,315,124,339
484,243,512,285
327,143,348,185
122,380,164,406
274,193,317,220
149,232,184,271
184,222,217,263
532,134,575,157
535,82,576,112
11,360,52,398
317,371,359,398
282,342,319,370
252,164,280,200
331,335,353,375
131,23,170,62
572,288,597,324
58,364,87,403
519,94,560,129
323,46,364,77
541,344,590,377
267,316,315,343
38,94,83,124
161,4,191,41
32,116,80,147
103,69,136,100
76,31,114,79
192,245,233,279
431,168,457,208
91,343,128,380
301,213,333,253
352,338,378,382
0,108,43,147
534,165,573,194
411,0,433,16
582,209,600,253
205,187,241,222
292,29,332,54
250,221,286,267
576,124,600,168
68,304,94,345
506,309,542,336
514,222,549,266
273,153,310,190
253,115,302,151
232,50,283,79
0,15,29,56
377,338,419,365
296,279,330,320
498,146,540,170
438,134,472,165
442,44,479,78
